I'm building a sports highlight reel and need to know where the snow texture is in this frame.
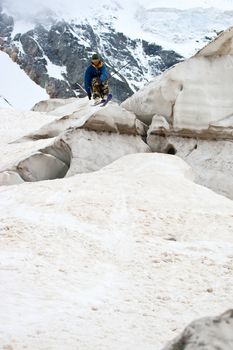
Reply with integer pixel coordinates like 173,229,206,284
122,26,233,130
0,51,48,110
0,98,149,185
0,152,233,349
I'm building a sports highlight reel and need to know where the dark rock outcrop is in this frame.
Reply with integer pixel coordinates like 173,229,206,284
162,310,233,350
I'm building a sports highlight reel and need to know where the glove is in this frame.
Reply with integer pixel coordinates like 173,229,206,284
87,92,92,100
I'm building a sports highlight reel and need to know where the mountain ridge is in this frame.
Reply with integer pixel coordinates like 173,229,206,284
0,0,232,106
0,4,183,101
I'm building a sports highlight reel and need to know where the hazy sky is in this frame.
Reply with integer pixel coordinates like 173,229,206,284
1,0,138,21
2,0,233,20
2,0,121,16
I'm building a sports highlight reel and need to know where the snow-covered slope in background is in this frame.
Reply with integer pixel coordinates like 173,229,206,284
133,6,233,57
4,0,233,17
1,0,233,108
0,51,48,110
3,0,233,57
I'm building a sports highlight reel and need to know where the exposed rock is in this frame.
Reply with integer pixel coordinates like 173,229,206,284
0,4,183,101
44,77,76,99
162,309,233,350
20,33,43,57
0,9,13,41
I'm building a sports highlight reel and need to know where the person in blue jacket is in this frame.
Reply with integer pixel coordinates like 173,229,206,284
84,53,110,102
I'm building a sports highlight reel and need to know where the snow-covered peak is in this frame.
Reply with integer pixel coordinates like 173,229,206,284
1,0,233,109
3,0,233,57
133,6,233,56
3,0,233,19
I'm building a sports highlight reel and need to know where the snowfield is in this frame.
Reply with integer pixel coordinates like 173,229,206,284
0,152,233,349
0,3,233,348
0,51,48,110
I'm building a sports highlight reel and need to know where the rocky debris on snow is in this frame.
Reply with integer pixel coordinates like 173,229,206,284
162,309,233,350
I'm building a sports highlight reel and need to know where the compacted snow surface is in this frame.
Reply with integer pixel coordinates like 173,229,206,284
0,138,233,349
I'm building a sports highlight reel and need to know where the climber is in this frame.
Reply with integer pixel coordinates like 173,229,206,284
84,53,110,103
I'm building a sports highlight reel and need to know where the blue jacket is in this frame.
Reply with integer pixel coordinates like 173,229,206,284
84,62,108,94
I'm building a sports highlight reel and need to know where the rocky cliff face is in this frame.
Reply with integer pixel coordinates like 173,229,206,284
0,6,183,102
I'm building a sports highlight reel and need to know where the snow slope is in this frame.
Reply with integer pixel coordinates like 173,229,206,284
0,51,48,110
0,70,232,347
0,96,13,108
0,152,233,349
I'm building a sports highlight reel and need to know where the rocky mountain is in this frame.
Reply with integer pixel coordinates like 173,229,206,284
1,0,232,103
1,24,233,199
0,3,183,102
